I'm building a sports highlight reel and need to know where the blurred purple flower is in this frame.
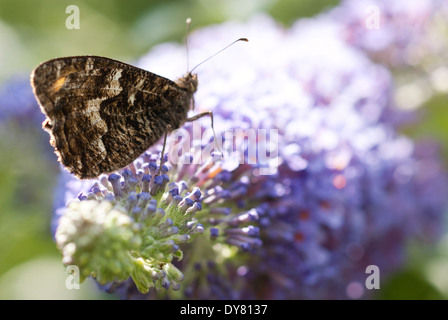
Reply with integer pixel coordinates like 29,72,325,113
333,0,438,61
330,0,448,110
134,14,448,299
0,74,44,126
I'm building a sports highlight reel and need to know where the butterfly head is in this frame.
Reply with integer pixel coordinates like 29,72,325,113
177,72,198,95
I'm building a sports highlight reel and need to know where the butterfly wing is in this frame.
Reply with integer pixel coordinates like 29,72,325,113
31,56,186,179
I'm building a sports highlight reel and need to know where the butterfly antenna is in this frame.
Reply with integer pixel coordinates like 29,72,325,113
190,38,248,74
185,17,192,73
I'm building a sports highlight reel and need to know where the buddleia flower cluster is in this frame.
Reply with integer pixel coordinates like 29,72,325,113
1,0,446,300
53,138,262,297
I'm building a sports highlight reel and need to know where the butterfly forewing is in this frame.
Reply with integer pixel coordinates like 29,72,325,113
31,56,190,179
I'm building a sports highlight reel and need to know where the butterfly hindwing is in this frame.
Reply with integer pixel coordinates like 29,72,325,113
31,56,189,179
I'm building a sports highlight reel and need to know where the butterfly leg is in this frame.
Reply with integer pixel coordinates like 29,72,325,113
186,111,222,154
157,124,172,176
186,110,213,123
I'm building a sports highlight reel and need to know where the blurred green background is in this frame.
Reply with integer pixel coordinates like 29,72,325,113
0,0,447,299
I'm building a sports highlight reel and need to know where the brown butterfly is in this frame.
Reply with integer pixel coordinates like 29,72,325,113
30,39,247,179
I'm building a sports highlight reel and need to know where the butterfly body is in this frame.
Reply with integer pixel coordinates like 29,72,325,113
31,56,197,179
